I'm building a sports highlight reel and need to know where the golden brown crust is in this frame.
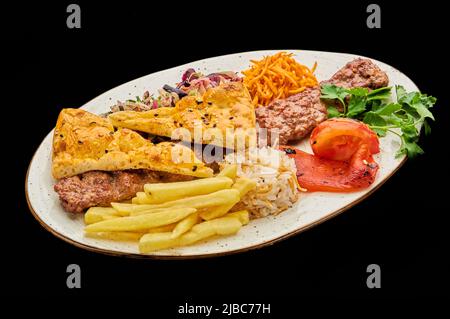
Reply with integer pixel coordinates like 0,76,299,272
52,109,213,179
108,82,256,147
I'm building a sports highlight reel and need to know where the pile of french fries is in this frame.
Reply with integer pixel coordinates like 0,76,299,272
83,164,256,253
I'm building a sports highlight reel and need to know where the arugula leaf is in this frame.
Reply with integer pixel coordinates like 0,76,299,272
327,106,341,118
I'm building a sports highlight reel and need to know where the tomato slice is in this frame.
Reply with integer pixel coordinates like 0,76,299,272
281,118,380,192
310,118,379,161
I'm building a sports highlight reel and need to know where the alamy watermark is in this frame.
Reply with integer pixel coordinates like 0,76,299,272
366,264,381,288
66,264,81,289
66,4,81,29
167,124,284,167
366,4,381,29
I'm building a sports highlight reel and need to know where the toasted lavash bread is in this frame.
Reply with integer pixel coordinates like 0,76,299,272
52,108,213,179
108,82,256,148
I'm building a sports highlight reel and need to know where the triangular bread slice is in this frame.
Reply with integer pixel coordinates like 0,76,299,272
52,108,213,179
108,82,256,148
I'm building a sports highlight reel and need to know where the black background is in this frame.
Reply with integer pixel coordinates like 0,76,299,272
5,0,449,302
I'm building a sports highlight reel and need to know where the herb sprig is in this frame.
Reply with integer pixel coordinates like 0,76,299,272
321,84,437,158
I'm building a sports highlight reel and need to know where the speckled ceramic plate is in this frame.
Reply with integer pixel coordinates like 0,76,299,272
25,50,418,258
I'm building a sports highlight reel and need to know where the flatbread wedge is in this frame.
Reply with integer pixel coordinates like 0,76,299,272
52,108,213,179
108,82,256,148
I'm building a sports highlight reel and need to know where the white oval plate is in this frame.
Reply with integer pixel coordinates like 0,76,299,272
26,50,417,258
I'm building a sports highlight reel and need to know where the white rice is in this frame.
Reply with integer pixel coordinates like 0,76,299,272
223,147,299,219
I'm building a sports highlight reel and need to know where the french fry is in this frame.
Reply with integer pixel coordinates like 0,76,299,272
139,216,243,253
232,177,257,197
101,215,120,221
85,225,177,241
217,164,237,180
171,213,199,238
111,203,178,215
192,216,242,236
147,223,176,233
82,171,253,253
139,232,175,252
136,192,149,204
199,203,236,220
111,202,149,214
226,210,250,225
84,207,121,225
131,189,240,216
84,207,196,232
143,177,233,204
85,231,144,241
199,178,254,220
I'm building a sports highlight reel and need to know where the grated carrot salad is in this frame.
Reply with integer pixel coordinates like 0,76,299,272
242,52,318,106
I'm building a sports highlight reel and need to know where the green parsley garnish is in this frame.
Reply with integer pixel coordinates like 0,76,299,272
321,84,437,158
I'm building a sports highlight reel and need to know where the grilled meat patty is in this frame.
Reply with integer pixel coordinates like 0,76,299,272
256,58,389,145
256,87,327,145
321,58,389,89
54,170,194,213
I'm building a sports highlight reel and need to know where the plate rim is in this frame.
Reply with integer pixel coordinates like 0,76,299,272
24,49,412,259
